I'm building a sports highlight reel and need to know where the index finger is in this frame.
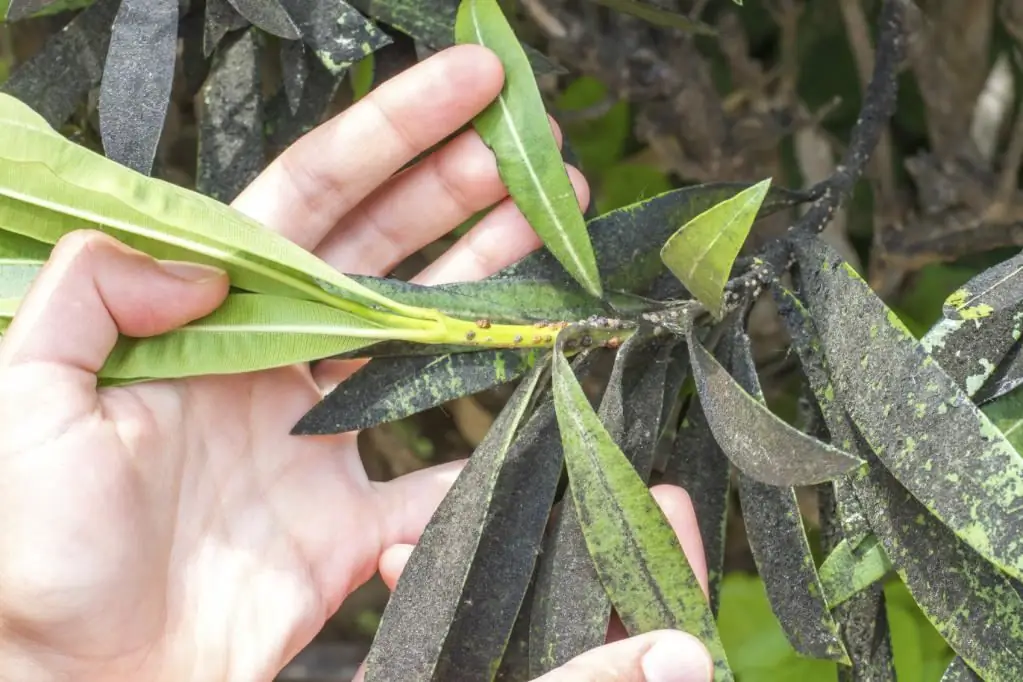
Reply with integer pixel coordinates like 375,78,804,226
231,45,505,250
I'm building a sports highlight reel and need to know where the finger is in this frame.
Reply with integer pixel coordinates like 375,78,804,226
411,165,590,286
535,630,712,682
0,230,228,374
379,543,414,590
370,459,467,552
231,45,504,249
314,116,564,275
650,484,709,599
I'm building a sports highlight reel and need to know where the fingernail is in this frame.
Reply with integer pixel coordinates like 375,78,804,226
641,632,713,682
158,260,226,283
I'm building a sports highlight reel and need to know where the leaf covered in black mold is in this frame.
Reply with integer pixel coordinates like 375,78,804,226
97,0,179,175
817,536,891,609
280,0,392,74
793,236,1023,583
686,324,863,487
977,340,1023,405
264,54,345,155
1,0,119,128
529,334,676,675
786,260,1023,681
725,322,849,663
940,658,984,682
347,0,564,75
280,39,309,114
203,0,249,56
363,353,570,681
226,0,300,39
4,0,60,21
196,27,266,203
293,348,537,434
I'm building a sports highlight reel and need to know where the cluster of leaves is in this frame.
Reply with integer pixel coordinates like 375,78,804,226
5,1,1023,682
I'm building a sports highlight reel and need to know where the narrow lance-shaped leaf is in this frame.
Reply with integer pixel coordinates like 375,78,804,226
784,268,1023,681
4,0,59,20
455,0,602,298
686,324,862,486
280,39,310,115
363,353,575,682
293,348,537,434
0,93,423,320
939,658,984,682
977,341,1023,406
279,0,392,74
818,536,892,610
725,321,849,663
264,54,346,155
551,332,732,681
530,334,675,675
1,0,119,128
793,236,1023,583
660,178,771,318
97,293,420,381
226,0,300,38
203,0,249,56
196,28,267,203
98,0,179,176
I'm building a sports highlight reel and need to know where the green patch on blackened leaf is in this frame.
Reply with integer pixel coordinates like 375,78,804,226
292,349,536,434
363,357,567,681
686,324,863,487
529,334,676,675
550,333,732,681
818,536,892,609
793,237,1023,584
279,0,392,75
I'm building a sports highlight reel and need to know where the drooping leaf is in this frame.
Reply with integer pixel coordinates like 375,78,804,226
793,236,1023,583
226,0,300,39
293,348,537,434
97,0,179,176
663,340,730,616
97,293,414,380
550,333,732,681
0,92,418,318
455,0,602,298
818,536,892,609
529,334,675,675
785,265,1023,681
203,0,249,56
264,54,346,155
196,28,267,203
1,0,119,127
280,39,309,114
363,354,570,681
581,0,715,34
725,321,849,664
660,178,771,318
348,0,564,75
686,325,862,487
280,0,392,74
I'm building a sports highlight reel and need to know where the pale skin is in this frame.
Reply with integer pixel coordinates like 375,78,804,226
0,45,713,682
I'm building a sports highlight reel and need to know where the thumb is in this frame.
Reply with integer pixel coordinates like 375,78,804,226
0,230,228,374
535,630,713,682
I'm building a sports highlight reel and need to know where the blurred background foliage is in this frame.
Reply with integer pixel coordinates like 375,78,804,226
0,0,1012,679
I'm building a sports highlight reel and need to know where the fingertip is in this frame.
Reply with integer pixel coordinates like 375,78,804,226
379,544,415,590
566,164,591,212
441,44,505,97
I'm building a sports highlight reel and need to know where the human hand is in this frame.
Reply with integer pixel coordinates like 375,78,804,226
0,45,711,682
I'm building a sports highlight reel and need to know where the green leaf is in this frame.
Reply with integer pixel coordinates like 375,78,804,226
686,324,863,487
0,230,49,260
98,0,179,175
660,178,771,318
982,386,1023,452
363,354,569,681
818,536,892,609
0,92,421,320
98,293,410,380
279,0,392,74
550,334,732,681
725,321,849,664
529,334,676,675
939,658,983,682
226,0,300,39
293,348,537,434
197,27,267,203
0,258,42,298
455,0,602,298
581,0,715,34
793,236,1023,584
1,0,118,128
